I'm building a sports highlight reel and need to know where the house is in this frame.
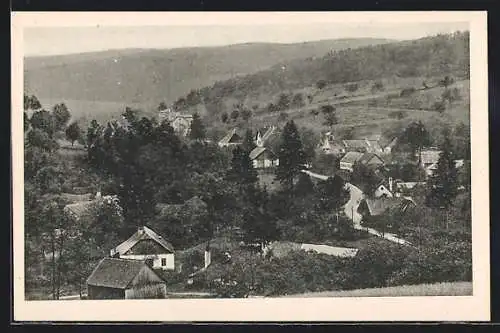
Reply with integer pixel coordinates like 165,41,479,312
249,146,279,169
158,107,193,136
110,226,175,270
342,140,370,153
382,137,399,154
255,126,276,147
320,132,346,155
340,152,384,172
340,152,364,171
419,149,442,176
86,257,167,299
218,128,243,148
357,197,416,218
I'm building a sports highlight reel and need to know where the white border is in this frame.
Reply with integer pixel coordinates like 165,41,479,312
11,11,490,322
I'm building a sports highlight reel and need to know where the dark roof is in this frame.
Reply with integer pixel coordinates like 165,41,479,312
361,197,415,216
112,226,174,255
340,151,364,164
218,128,242,146
86,258,160,289
358,153,384,165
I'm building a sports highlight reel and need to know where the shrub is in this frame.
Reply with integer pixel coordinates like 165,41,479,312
433,100,447,112
344,83,359,93
400,87,417,97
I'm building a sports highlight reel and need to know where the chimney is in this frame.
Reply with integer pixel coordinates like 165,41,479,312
137,226,144,235
204,243,211,269
388,177,393,192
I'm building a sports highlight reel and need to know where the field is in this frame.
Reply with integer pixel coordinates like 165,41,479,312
282,281,473,298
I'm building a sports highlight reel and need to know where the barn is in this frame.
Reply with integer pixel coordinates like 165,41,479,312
86,257,167,299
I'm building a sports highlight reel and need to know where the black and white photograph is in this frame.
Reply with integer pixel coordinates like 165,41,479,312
12,11,489,321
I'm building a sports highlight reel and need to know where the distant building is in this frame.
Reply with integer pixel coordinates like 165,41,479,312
158,107,193,136
249,146,279,169
218,128,243,148
340,152,384,172
86,257,167,300
320,132,346,155
110,226,175,271
254,126,276,147
357,197,416,219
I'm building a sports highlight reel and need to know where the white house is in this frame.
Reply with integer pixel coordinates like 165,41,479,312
249,147,279,169
110,226,175,270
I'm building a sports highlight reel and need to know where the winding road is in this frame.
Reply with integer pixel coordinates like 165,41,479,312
301,170,412,246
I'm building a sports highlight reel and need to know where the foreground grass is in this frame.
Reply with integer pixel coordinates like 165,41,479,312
282,281,472,298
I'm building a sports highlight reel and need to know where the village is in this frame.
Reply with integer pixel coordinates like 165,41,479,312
22,30,472,300
23,100,471,300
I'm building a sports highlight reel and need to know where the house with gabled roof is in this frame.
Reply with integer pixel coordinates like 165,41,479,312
110,226,175,270
340,152,385,172
249,146,279,169
218,128,243,148
86,257,167,299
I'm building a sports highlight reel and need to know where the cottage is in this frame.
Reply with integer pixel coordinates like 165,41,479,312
86,258,167,299
158,108,193,136
249,147,279,169
357,197,416,218
340,152,384,172
218,128,243,148
110,226,175,270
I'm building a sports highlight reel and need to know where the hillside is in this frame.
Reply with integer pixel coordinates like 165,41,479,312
190,31,468,108
24,38,394,105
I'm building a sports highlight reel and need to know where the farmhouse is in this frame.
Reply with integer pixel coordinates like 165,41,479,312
110,226,175,270
86,257,167,299
357,197,416,218
218,128,243,148
340,152,385,172
249,147,279,169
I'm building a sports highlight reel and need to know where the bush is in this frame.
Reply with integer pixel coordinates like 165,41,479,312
433,100,447,112
400,87,417,97
344,83,359,93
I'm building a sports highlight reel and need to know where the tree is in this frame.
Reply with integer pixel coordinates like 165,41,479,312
277,93,290,111
27,128,57,152
275,120,306,193
157,102,168,111
189,112,206,141
241,108,252,122
426,129,459,228
439,75,455,88
320,104,336,115
351,162,380,197
291,93,305,108
242,129,256,153
317,176,350,223
316,80,327,89
400,121,431,163
221,112,229,123
65,122,81,146
230,109,240,121
228,146,258,186
295,173,315,196
24,94,42,111
30,110,56,138
52,103,71,131
323,112,338,127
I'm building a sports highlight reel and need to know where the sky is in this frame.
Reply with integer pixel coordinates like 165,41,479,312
24,21,469,57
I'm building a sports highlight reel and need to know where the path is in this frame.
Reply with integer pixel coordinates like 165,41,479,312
301,170,412,246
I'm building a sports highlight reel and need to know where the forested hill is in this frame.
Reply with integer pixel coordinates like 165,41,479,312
189,31,469,105
24,38,393,105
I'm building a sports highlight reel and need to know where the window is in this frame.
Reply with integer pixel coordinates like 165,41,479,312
161,258,167,267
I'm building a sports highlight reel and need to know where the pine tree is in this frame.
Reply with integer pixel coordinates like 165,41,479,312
295,173,315,196
242,129,256,153
189,112,206,141
275,120,306,193
228,146,258,186
426,129,458,228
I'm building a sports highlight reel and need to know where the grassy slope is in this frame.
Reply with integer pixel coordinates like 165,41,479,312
24,38,393,105
282,281,472,297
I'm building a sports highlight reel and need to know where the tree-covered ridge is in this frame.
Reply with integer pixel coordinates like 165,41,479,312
177,31,469,109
